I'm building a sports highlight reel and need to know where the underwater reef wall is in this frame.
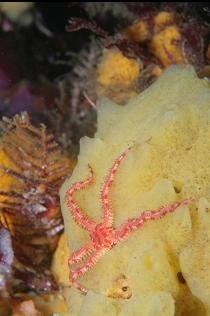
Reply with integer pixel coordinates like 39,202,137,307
59,66,210,316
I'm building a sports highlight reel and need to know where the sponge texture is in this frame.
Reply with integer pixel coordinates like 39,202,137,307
60,66,210,316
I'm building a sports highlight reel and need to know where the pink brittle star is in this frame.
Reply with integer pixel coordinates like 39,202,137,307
66,146,194,294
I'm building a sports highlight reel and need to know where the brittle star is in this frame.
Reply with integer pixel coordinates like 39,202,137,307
66,146,194,294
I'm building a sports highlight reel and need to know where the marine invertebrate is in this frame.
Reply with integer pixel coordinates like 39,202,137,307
123,9,208,70
0,226,13,298
75,2,135,21
66,3,210,106
0,112,73,293
45,38,101,155
67,18,108,38
96,48,141,104
60,66,210,315
67,146,194,294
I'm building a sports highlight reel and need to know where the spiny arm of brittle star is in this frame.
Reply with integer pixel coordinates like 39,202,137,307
66,164,96,231
116,198,194,242
101,147,132,226
70,278,88,294
69,242,94,265
71,248,107,290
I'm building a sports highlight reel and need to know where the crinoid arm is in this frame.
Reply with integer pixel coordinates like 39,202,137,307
0,112,72,293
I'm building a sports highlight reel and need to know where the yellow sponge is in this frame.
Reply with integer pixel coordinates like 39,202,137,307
60,66,210,315
96,48,141,104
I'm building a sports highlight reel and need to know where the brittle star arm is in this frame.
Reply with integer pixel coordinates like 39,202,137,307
66,164,96,232
101,147,132,227
71,248,107,294
69,241,94,265
116,198,194,242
